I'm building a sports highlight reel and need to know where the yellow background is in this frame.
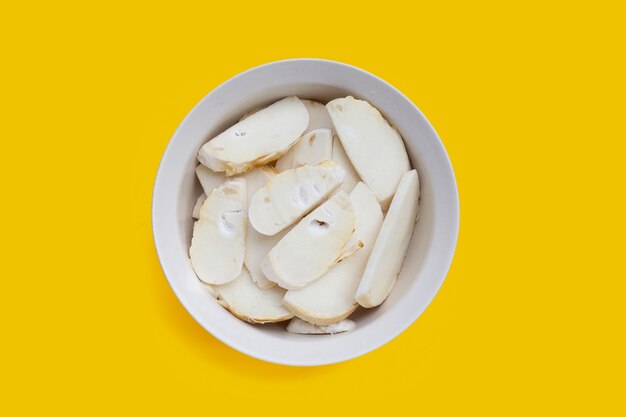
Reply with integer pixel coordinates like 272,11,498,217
2,1,624,415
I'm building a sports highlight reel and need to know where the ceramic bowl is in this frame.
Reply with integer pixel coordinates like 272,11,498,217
152,59,459,366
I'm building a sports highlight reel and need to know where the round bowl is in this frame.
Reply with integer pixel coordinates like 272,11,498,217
152,59,459,366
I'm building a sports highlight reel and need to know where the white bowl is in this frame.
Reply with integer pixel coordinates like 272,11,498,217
152,59,459,366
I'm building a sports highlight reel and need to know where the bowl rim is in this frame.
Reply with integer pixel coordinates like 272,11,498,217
152,58,460,366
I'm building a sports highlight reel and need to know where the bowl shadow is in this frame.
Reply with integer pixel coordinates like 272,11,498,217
149,247,337,376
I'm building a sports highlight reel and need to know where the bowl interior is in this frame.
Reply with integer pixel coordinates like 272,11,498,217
153,60,458,365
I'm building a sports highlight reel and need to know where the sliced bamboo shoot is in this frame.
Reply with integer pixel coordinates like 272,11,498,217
286,317,355,334
261,191,355,290
275,128,333,172
198,96,309,175
214,267,293,323
249,161,345,236
195,164,225,195
327,96,410,210
240,167,280,289
189,178,247,285
331,135,360,194
356,170,420,307
192,193,206,219
302,99,333,132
